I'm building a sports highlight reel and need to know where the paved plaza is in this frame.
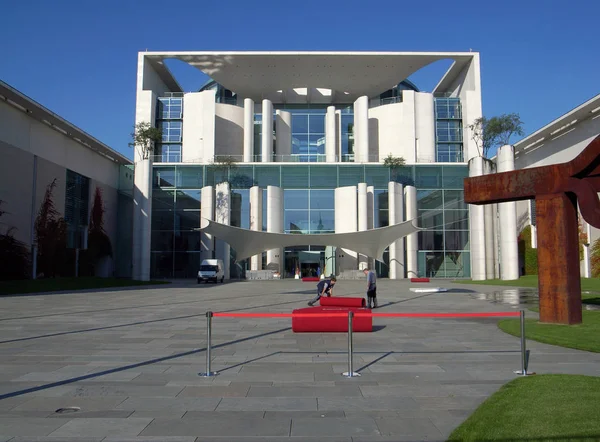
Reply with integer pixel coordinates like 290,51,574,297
0,279,599,441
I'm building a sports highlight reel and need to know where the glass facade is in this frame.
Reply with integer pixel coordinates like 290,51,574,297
435,97,464,163
65,169,90,249
155,97,183,163
150,164,469,279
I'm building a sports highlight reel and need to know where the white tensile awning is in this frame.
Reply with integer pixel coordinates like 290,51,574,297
198,218,421,262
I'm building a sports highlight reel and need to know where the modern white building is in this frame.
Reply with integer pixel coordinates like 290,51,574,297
132,51,483,280
468,93,600,280
0,80,133,279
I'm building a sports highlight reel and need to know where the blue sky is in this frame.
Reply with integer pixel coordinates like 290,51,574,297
1,0,598,160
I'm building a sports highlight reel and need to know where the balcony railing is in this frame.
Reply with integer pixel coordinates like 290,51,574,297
379,96,403,106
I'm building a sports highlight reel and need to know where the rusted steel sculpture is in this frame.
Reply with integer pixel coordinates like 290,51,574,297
464,135,600,324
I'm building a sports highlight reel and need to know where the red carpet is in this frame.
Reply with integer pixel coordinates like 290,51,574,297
320,297,365,307
410,277,430,282
292,306,372,332
301,277,320,282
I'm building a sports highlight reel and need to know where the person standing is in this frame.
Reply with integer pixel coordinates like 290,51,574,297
363,268,377,309
308,276,336,306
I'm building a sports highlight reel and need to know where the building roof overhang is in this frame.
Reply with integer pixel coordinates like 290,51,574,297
0,80,131,165
514,93,600,157
143,51,477,101
198,217,422,262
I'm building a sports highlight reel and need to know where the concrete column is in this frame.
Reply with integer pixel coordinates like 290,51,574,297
249,185,263,270
497,145,519,280
266,185,283,273
584,222,591,278
215,182,231,279
335,110,342,160
326,106,337,162
261,99,273,163
414,92,436,163
483,159,496,279
492,203,500,278
324,246,335,278
275,110,292,162
353,96,369,163
468,156,486,280
335,186,358,273
200,186,215,262
133,157,152,281
357,183,368,269
243,98,254,162
367,185,375,270
388,182,405,279
405,185,418,278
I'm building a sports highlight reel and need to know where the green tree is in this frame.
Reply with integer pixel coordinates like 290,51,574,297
591,237,600,278
212,156,238,184
129,122,162,160
0,200,30,280
467,113,525,158
383,154,406,181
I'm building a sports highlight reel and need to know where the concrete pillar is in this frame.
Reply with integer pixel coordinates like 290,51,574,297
249,185,263,270
483,160,496,279
388,182,405,279
353,96,369,163
405,185,418,278
493,203,500,278
367,185,375,270
414,92,436,163
133,157,152,281
357,183,368,269
335,186,358,273
266,185,283,273
335,110,342,160
261,99,273,163
243,98,254,162
215,182,230,279
497,145,519,280
468,156,486,280
200,186,215,262
326,106,337,162
275,110,292,162
324,246,335,278
584,223,591,278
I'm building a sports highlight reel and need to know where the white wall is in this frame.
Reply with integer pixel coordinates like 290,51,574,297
182,91,216,163
335,186,357,271
353,96,369,162
276,110,292,160
368,92,417,163
414,92,436,163
215,103,244,158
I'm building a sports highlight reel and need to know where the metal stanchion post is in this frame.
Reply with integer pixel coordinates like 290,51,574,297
342,311,360,377
199,311,218,377
514,310,530,376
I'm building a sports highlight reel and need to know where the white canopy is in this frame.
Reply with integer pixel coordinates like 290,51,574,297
198,218,421,262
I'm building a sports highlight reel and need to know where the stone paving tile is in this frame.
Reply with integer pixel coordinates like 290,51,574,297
9,437,104,442
0,418,68,436
374,416,444,439
217,397,318,411
139,416,291,437
247,386,362,397
10,396,128,412
103,438,196,442
115,397,221,411
48,417,153,437
177,384,250,397
291,417,380,437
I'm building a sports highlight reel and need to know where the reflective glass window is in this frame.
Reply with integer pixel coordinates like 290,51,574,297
418,230,444,250
310,165,337,188
151,231,173,252
281,166,309,189
152,189,176,210
174,231,201,252
284,190,309,209
154,167,177,188
310,190,334,210
417,190,443,210
442,166,468,189
444,190,466,210
309,114,325,134
292,115,309,133
255,166,280,187
175,190,201,210
444,210,469,230
415,166,442,188
284,211,310,233
151,210,174,231
445,230,469,251
230,167,255,189
175,210,201,231
339,166,364,187
310,211,334,232
179,167,203,188
417,210,443,229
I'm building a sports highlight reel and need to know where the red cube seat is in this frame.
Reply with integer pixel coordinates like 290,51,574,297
292,306,372,332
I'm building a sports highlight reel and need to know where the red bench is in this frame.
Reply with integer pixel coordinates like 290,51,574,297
410,277,430,283
292,306,372,332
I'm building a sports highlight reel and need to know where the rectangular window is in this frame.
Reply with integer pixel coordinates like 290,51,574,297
159,121,183,142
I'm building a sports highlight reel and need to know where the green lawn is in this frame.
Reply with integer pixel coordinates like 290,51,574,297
0,277,169,295
456,275,600,305
448,375,600,441
498,310,600,353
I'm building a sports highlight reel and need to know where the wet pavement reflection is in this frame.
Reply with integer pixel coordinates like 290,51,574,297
472,287,600,311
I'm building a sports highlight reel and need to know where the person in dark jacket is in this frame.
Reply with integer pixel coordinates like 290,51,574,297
363,267,378,309
308,276,336,306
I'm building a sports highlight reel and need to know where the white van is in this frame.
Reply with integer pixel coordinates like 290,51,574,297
197,259,225,284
